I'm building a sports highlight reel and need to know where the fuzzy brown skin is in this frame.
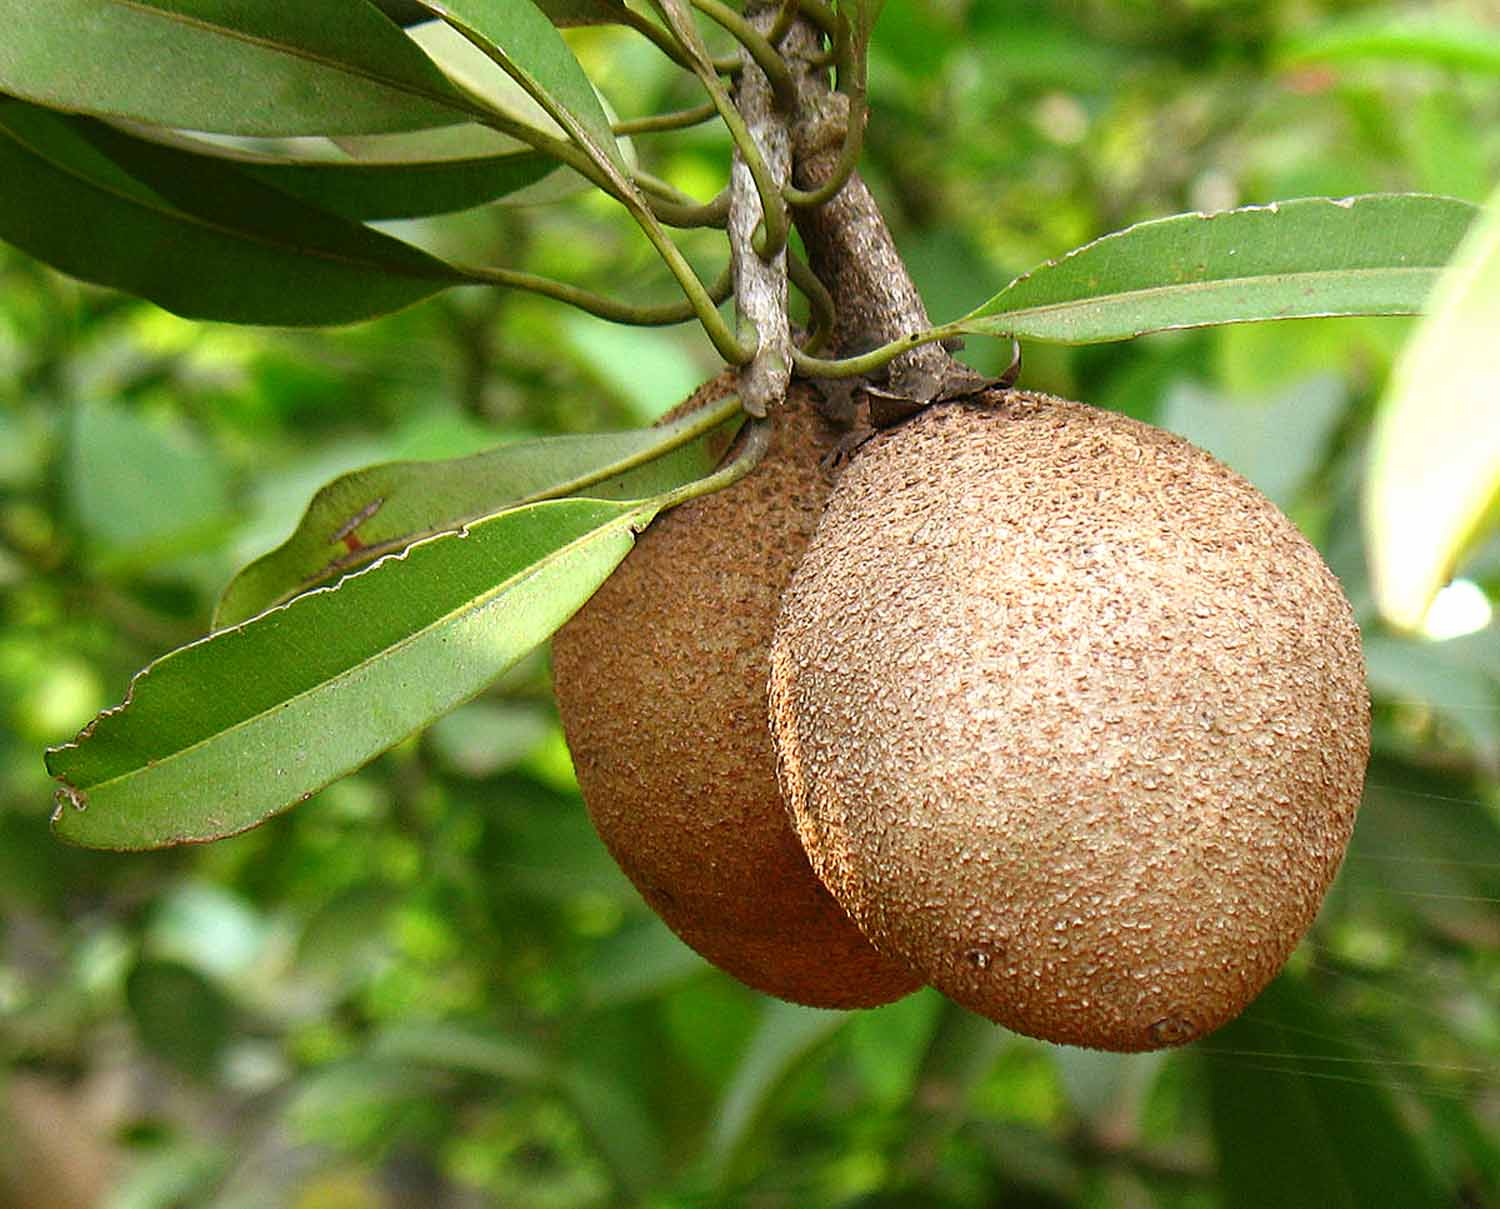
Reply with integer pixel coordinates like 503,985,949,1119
552,376,921,1008
769,393,1369,1050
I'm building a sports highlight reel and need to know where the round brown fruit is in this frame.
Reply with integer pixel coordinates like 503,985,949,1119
552,376,921,1008
768,392,1369,1050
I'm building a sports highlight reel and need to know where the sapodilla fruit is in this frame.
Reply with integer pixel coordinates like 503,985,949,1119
552,375,921,1008
768,392,1369,1050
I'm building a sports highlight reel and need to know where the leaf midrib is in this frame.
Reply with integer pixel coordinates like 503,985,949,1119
975,264,1438,325
110,0,485,124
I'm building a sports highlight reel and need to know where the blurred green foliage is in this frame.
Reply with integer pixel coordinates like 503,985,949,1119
3,1,1499,1207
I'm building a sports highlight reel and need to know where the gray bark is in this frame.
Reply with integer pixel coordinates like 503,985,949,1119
728,4,794,418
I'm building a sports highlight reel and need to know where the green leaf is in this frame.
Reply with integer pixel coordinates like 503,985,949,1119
897,1000,1009,1166
107,1142,229,1209
1364,634,1500,774
0,0,474,136
125,959,233,1079
49,496,673,850
414,0,630,175
1352,758,1500,946
124,126,560,220
1158,375,1347,511
215,396,742,626
847,991,943,1109
534,0,632,26
370,1021,552,1083
703,1001,849,1187
957,194,1479,344
68,397,232,566
240,149,557,220
582,919,708,1009
0,102,472,326
375,0,635,30
1364,184,1500,632
557,1064,664,1198
1278,14,1500,76
1204,975,1446,1209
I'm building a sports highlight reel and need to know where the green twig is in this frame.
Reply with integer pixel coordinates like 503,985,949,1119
461,262,733,326
784,6,867,208
786,247,835,354
613,100,719,135
689,0,798,109
655,416,771,510
648,0,792,259
790,321,967,378
633,173,732,227
435,17,749,362
794,0,840,40
615,5,698,72
767,0,802,45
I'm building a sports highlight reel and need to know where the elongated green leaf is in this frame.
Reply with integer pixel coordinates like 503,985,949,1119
0,102,471,325
1204,976,1445,1209
376,0,630,26
215,397,742,627
415,0,630,175
69,396,233,564
125,126,562,220
49,497,668,850
1365,185,1500,632
1279,14,1500,75
958,194,1479,344
237,148,557,219
371,1022,552,1083
1352,759,1500,946
0,0,475,136
538,0,631,24
704,1002,849,1187
126,960,233,1080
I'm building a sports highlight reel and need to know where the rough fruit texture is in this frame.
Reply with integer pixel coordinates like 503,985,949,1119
552,376,921,1009
768,393,1370,1051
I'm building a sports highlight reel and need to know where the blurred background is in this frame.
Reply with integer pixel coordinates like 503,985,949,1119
2,0,1498,1205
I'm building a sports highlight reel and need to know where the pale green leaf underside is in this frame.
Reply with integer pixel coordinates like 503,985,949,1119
48,497,663,850
215,400,742,627
0,0,474,136
1365,183,1500,631
416,0,629,175
959,194,1479,343
118,124,560,220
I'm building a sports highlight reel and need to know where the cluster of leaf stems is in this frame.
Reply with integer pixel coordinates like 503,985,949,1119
445,0,940,382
